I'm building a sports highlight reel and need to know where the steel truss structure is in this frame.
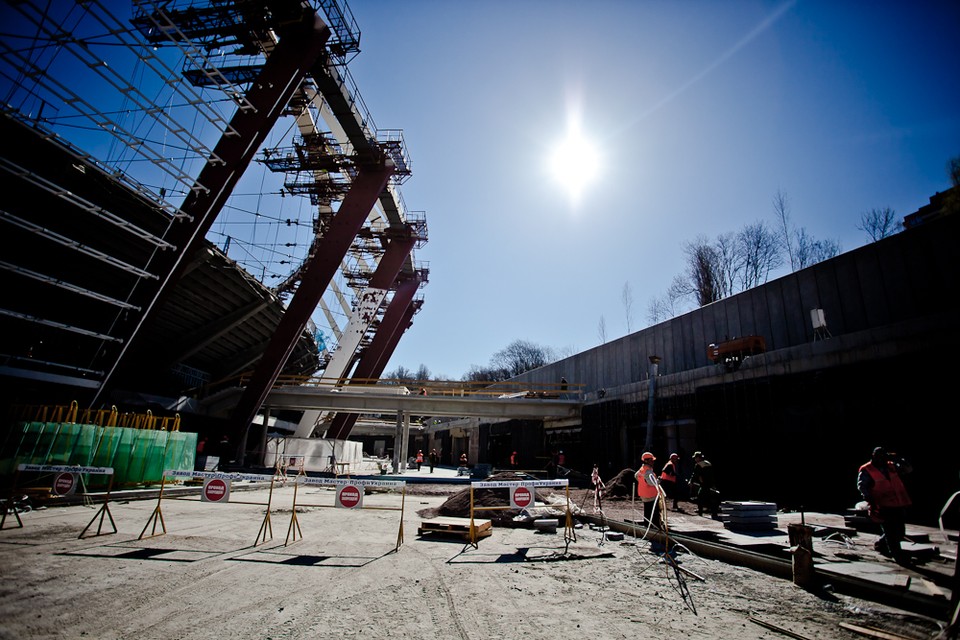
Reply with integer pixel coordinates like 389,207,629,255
0,0,428,443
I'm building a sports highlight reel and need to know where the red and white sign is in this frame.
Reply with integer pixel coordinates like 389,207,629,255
510,484,534,509
336,484,363,509
52,472,77,496
202,478,231,503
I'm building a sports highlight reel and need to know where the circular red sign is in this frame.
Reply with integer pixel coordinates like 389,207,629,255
204,478,228,502
53,472,75,495
339,485,362,508
513,486,533,508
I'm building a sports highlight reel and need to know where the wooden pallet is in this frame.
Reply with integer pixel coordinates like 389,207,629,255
418,516,493,540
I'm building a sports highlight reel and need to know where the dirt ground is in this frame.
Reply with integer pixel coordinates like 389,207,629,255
0,482,949,640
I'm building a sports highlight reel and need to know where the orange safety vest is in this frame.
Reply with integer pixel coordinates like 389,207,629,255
660,461,677,484
416,452,424,463
635,465,659,500
860,461,911,509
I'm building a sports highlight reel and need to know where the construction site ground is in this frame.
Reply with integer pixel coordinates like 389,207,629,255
0,467,955,640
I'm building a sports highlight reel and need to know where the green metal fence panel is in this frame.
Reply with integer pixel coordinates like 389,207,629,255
4,422,199,487
91,427,122,469
141,430,167,482
111,427,140,485
164,432,197,476
47,423,86,465
23,422,55,465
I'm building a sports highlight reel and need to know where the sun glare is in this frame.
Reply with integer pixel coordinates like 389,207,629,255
549,126,601,205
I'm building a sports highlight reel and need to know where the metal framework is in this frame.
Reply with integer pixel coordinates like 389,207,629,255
0,0,428,429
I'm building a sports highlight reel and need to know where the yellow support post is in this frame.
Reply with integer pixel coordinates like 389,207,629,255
284,479,303,546
254,475,276,546
139,475,168,539
469,485,477,548
0,468,24,530
79,474,117,539
563,485,576,546
395,487,405,552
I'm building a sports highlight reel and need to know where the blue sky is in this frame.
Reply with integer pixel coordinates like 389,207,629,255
340,0,960,379
4,0,955,383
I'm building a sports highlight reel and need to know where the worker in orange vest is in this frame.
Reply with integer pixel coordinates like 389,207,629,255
659,453,680,511
415,450,424,471
858,446,912,560
635,452,661,528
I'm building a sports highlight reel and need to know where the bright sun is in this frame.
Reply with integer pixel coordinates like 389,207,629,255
549,125,601,205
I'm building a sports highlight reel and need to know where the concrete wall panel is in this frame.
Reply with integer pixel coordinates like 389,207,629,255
856,245,891,328
833,254,867,333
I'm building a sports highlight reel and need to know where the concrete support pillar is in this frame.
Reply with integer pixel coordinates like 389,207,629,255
402,412,411,472
392,410,404,473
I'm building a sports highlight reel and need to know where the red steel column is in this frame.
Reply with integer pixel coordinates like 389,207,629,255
228,161,395,452
369,236,416,290
326,276,420,440
94,12,330,405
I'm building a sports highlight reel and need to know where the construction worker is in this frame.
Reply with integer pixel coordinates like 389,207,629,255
415,450,424,471
858,446,912,561
591,463,606,513
660,453,681,511
689,451,720,517
635,452,661,527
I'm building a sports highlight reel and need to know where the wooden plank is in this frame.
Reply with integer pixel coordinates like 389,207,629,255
838,622,919,640
418,517,491,532
748,616,814,640
417,526,493,541
914,577,946,599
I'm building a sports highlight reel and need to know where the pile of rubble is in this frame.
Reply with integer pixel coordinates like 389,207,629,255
418,472,581,526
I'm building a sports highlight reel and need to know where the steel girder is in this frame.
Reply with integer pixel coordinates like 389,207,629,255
94,11,332,406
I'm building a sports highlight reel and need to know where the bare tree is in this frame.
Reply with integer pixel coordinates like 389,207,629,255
795,228,841,268
384,365,413,383
737,221,783,290
713,232,738,299
462,364,509,382
772,188,796,270
646,296,669,324
946,155,960,215
771,188,840,271
491,339,554,377
415,364,432,382
622,282,634,333
647,275,691,323
597,315,608,344
857,207,901,242
679,235,722,307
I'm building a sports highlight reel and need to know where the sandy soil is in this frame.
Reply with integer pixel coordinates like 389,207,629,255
0,483,947,640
